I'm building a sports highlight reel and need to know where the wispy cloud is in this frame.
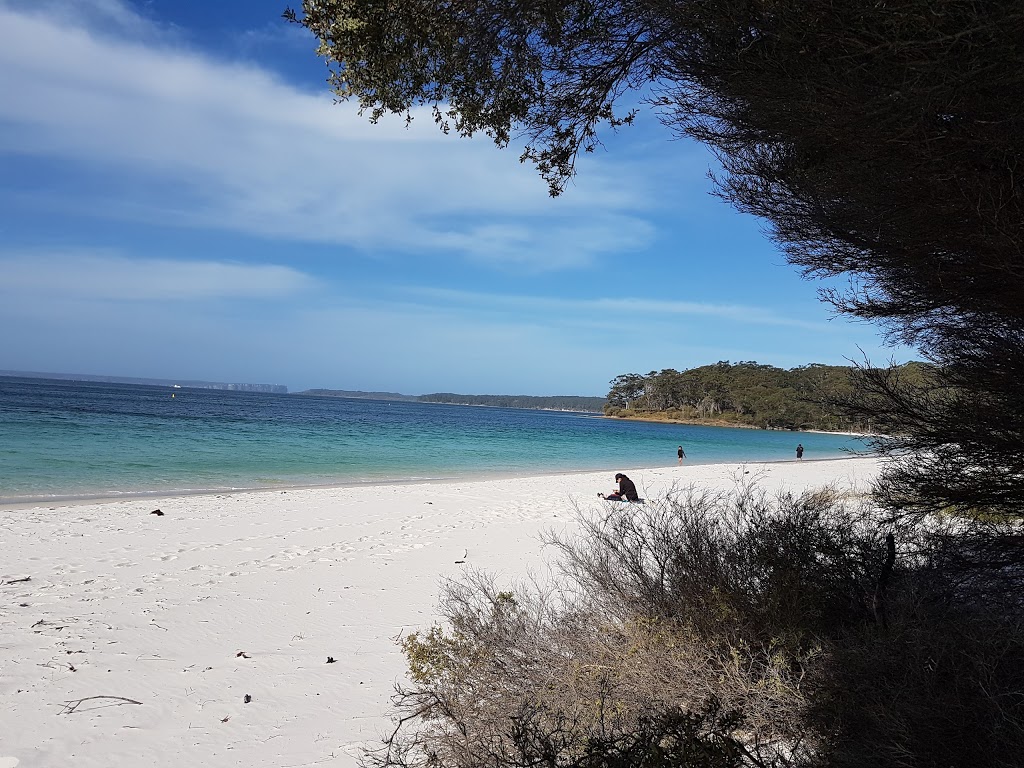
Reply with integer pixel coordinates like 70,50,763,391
0,251,316,301
234,18,320,55
401,287,836,331
0,0,659,271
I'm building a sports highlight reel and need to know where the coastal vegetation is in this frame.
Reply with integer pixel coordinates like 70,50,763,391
604,361,927,431
290,2,1024,766
305,360,915,425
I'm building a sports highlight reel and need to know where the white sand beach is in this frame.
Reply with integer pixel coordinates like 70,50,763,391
0,457,879,768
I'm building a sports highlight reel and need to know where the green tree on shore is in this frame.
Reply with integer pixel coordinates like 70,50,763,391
605,361,860,431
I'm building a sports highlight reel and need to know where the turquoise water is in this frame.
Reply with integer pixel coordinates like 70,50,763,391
0,376,866,503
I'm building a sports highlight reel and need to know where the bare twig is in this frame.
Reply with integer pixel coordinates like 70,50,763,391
60,696,143,714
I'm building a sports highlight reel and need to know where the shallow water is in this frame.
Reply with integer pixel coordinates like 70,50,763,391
0,376,865,502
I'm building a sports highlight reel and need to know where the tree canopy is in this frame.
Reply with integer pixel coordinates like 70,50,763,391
606,361,876,431
288,0,1024,332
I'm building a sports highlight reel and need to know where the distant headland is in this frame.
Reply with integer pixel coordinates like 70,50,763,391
297,389,606,413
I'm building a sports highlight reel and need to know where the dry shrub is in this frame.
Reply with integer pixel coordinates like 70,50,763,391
366,482,1024,768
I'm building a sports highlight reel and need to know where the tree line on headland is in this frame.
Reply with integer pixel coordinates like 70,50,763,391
605,361,928,432
305,359,926,429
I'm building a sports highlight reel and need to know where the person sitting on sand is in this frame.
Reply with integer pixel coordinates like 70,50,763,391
599,472,640,502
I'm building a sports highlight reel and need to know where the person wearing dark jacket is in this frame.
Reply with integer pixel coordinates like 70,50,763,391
599,472,640,502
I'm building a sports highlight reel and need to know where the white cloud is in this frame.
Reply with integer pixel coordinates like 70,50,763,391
0,251,316,301
401,287,837,331
7,0,169,43
0,0,660,271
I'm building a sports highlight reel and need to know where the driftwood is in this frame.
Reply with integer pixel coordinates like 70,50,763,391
2,576,31,585
60,696,143,714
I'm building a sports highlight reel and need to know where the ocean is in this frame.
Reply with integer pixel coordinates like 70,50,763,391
0,376,866,504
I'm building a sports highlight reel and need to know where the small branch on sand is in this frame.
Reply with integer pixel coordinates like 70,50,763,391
33,620,66,631
60,696,143,714
2,576,31,585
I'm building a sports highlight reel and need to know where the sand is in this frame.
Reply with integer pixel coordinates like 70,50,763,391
0,457,879,768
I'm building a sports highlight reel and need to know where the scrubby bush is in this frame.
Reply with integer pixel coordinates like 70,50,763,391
366,487,1024,768
367,484,1024,768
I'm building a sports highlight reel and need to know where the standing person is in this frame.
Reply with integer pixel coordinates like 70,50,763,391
677,445,686,465
796,443,804,461
599,473,640,502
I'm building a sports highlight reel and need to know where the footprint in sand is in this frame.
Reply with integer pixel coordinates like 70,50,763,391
143,574,177,585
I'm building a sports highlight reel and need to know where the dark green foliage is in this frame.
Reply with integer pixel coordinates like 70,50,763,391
606,361,863,431
843,352,1024,522
508,704,747,768
813,605,1024,768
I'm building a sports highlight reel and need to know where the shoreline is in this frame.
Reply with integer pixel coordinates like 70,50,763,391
0,453,870,511
1,457,881,768
605,413,875,436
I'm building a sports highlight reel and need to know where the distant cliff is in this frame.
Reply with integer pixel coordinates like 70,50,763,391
1,370,287,394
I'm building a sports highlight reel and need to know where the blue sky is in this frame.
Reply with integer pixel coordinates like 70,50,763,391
0,0,906,395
